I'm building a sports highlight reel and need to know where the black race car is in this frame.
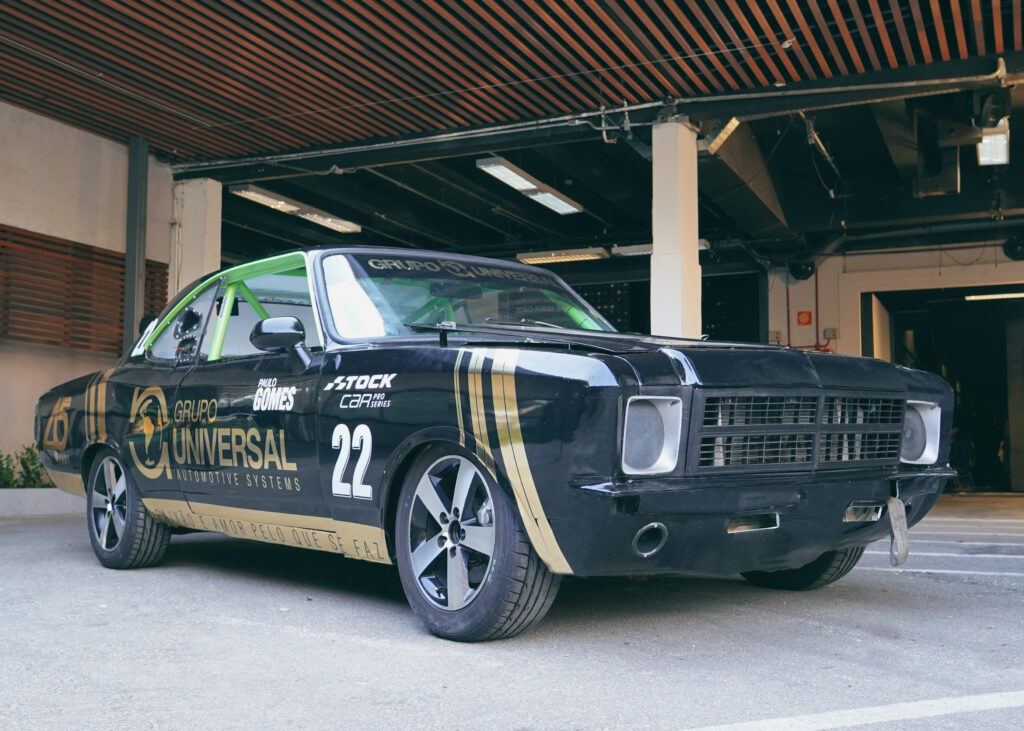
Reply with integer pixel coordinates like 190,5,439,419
36,248,954,641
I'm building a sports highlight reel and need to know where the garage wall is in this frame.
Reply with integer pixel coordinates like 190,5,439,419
767,243,1024,357
0,100,173,455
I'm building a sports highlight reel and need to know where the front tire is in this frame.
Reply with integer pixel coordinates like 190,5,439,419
86,449,170,569
741,545,866,590
395,444,561,641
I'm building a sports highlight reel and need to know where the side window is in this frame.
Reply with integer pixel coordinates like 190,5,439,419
147,284,218,363
200,269,320,362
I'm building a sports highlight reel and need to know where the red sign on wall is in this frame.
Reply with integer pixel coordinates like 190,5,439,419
796,311,813,326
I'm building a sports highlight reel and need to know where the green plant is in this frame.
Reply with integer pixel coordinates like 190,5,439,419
0,452,16,489
18,446,52,489
0,446,55,488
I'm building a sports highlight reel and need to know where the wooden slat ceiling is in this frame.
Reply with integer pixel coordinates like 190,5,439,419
0,0,1020,163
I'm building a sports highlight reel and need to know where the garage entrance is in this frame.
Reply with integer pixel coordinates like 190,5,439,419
865,284,1024,492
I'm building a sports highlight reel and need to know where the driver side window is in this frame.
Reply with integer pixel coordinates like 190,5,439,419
198,269,319,362
146,284,218,364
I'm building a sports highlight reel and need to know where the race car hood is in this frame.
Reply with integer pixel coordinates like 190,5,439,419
445,325,907,392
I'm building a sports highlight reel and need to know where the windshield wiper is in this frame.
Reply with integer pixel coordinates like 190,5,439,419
484,317,565,329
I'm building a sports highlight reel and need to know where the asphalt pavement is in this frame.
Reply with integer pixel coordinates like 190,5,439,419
2,495,1023,729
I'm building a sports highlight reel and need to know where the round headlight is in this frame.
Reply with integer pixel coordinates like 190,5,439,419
624,401,664,471
901,406,926,462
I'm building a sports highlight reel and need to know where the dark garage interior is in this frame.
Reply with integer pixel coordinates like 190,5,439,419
873,283,1024,491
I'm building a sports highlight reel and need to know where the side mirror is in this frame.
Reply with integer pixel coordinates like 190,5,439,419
250,317,311,368
251,316,304,351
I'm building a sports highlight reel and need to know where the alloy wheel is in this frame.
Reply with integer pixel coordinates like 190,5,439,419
90,456,128,551
405,456,496,611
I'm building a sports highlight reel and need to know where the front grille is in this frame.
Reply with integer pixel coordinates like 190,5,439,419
820,432,901,462
692,391,905,473
824,397,903,425
698,433,814,468
703,395,817,426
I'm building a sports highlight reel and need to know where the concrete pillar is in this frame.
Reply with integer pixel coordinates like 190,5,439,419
123,136,148,349
650,120,701,338
1007,317,1024,492
171,178,222,295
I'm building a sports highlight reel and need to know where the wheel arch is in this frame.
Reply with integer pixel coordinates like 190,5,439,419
80,442,109,486
80,433,127,482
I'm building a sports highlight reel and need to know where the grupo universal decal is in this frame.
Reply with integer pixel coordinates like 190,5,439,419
128,387,301,491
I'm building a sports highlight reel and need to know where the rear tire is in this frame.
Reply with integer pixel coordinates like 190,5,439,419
395,444,561,641
86,449,170,569
741,545,865,590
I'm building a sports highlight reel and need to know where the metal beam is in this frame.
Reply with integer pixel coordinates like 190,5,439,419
123,136,147,351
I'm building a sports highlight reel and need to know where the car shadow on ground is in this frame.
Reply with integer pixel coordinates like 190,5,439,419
160,530,784,631
162,531,408,605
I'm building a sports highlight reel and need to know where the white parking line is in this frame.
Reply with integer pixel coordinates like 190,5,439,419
911,532,1024,538
908,540,1024,547
865,550,1024,559
856,567,1024,577
691,689,1024,730
921,517,1024,523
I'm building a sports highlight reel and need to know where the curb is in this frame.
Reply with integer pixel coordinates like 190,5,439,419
0,488,84,517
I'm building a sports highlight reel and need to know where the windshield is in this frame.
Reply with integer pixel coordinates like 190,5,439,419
321,253,614,339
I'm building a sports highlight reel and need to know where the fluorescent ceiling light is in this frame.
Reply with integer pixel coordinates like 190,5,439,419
964,291,1024,301
612,241,707,256
476,157,539,191
527,190,583,215
230,185,301,213
611,244,653,256
516,247,608,265
229,184,361,234
476,156,584,215
298,212,361,233
977,118,1009,166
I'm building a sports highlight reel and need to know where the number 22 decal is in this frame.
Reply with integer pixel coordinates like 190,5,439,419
331,423,373,499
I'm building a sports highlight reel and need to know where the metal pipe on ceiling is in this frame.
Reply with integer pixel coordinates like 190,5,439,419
172,58,1011,177
172,101,668,175
804,216,1024,260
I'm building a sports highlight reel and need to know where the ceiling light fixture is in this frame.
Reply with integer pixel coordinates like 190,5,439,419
475,158,538,191
611,244,653,256
476,156,584,215
297,212,361,233
516,247,609,265
611,240,707,256
230,185,301,213
229,184,361,233
526,190,584,215
977,118,1010,166
964,291,1024,301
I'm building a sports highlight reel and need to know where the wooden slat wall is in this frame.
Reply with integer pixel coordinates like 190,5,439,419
0,224,168,355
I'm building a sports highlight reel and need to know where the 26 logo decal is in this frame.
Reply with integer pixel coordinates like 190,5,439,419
42,397,72,450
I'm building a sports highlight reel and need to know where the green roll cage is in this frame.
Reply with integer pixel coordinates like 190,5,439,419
141,251,308,363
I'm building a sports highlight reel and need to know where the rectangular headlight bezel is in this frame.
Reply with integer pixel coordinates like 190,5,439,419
901,400,941,465
621,396,683,475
